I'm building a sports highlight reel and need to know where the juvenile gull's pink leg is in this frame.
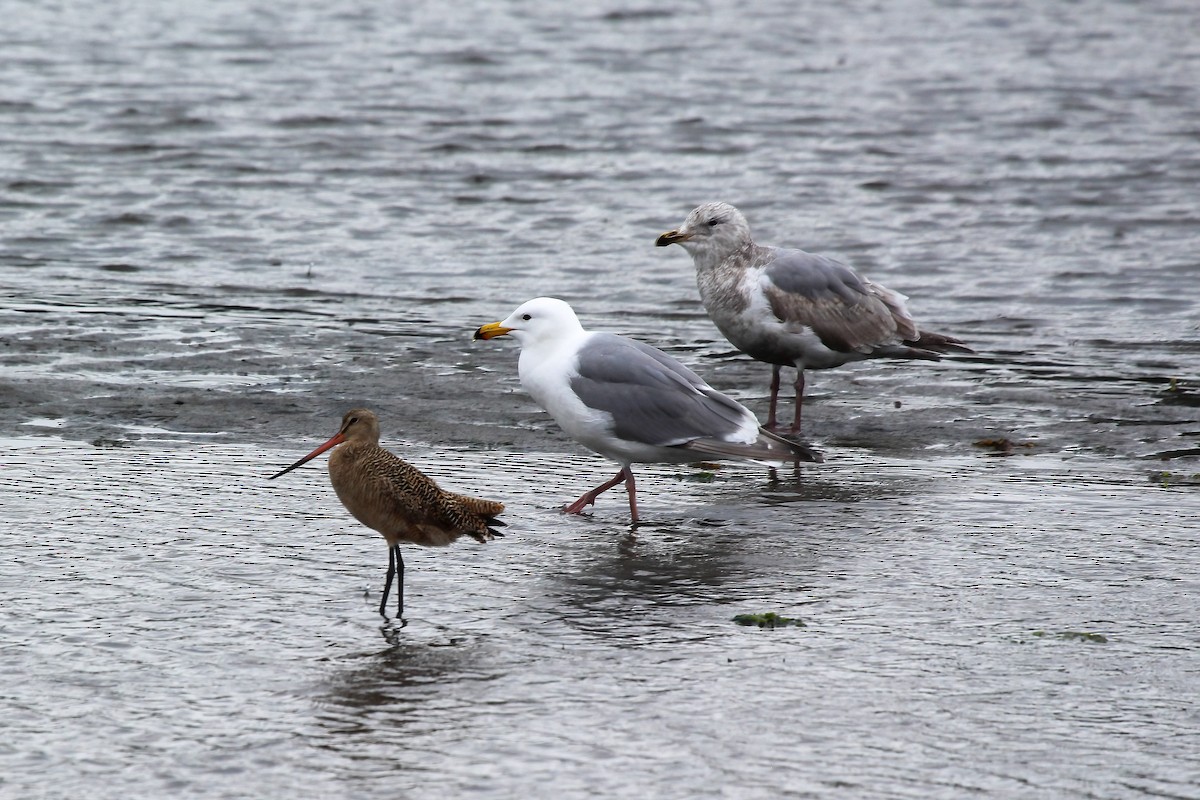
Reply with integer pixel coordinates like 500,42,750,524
789,370,806,435
765,365,783,429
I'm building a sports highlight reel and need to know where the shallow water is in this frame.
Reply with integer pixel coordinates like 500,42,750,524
3,438,1198,798
2,0,1199,797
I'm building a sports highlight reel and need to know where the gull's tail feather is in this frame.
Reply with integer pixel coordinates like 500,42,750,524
682,431,823,464
907,329,974,355
874,344,943,362
759,428,824,463
876,329,973,362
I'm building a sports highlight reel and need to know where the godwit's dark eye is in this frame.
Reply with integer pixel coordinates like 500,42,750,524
521,314,531,321
349,417,359,425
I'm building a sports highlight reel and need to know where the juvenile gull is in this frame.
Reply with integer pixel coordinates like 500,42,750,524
474,297,821,523
656,202,972,435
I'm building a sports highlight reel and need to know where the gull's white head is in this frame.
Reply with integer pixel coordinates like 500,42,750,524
655,202,753,264
473,296,586,347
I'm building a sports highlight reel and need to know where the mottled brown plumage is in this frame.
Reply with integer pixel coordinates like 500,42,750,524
657,202,973,434
269,408,504,619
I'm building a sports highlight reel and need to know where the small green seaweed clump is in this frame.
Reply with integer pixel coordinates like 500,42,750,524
1152,470,1200,488
733,612,804,629
1160,377,1198,406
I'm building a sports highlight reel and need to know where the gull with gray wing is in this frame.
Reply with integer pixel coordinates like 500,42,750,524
474,297,821,523
656,202,972,435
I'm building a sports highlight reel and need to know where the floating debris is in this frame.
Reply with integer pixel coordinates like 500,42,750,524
90,437,129,448
974,437,1035,456
1031,630,1108,644
733,612,804,629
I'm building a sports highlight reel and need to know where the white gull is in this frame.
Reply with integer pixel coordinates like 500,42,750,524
474,297,821,523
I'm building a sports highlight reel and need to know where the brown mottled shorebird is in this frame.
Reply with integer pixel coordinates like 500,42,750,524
656,202,973,435
269,408,505,619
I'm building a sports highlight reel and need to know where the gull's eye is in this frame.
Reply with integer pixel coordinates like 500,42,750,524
521,314,532,321
708,217,724,227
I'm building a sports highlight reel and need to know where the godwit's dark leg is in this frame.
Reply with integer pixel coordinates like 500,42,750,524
563,469,630,514
379,545,397,617
789,370,806,435
394,545,405,618
765,365,783,429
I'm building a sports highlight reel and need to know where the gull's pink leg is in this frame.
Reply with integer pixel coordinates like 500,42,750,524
765,365,782,429
789,370,806,435
563,468,629,514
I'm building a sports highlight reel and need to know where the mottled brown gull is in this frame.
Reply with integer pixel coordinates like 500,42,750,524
474,297,821,524
656,202,972,435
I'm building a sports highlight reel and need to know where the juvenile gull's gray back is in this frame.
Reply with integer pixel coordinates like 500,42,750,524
656,202,972,435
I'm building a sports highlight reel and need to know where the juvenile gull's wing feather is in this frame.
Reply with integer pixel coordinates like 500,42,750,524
569,333,752,447
761,248,914,353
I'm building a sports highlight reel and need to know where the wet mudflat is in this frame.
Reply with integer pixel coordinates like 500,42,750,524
2,0,1199,797
3,436,1197,798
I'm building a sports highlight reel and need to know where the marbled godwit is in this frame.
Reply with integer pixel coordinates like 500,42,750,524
269,408,504,619
473,297,821,524
656,202,973,435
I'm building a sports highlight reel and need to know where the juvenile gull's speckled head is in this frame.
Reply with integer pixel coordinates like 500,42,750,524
655,201,754,267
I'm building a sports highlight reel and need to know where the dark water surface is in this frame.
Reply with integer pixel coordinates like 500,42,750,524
2,1,1198,798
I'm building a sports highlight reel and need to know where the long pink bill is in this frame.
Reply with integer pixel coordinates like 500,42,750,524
268,432,346,480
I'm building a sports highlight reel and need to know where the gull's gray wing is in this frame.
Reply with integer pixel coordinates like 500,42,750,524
761,247,918,353
569,333,752,446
